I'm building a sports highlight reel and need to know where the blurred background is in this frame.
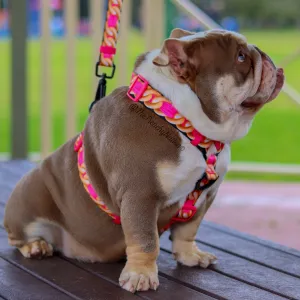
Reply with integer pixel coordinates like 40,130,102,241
0,0,299,248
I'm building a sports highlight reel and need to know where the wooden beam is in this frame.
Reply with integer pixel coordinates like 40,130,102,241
154,0,165,48
91,0,105,92
40,1,52,158
65,0,77,140
118,0,132,86
10,0,27,159
144,0,165,51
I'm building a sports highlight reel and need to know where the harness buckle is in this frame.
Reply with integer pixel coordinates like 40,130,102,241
171,200,197,222
113,216,121,224
127,75,149,102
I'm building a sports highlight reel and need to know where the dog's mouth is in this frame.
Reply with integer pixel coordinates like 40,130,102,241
241,54,284,110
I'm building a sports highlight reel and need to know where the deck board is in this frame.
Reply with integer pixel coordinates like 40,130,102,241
196,225,300,277
0,232,138,300
0,257,73,300
0,161,300,299
161,234,300,299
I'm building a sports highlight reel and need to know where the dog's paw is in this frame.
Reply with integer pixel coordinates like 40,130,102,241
19,239,53,259
119,265,159,293
173,241,217,268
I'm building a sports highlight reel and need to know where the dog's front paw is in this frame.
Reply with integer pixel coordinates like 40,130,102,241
173,241,217,268
119,264,159,293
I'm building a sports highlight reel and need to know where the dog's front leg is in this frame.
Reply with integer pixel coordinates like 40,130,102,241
171,190,218,268
119,193,160,293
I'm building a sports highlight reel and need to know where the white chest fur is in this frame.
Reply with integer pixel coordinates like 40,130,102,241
157,135,230,209
136,50,232,208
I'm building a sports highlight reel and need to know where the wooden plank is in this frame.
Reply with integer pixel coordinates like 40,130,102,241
10,0,27,159
90,0,105,93
41,1,52,158
197,224,300,277
157,250,286,300
66,258,216,300
143,0,155,51
65,0,77,140
143,0,165,51
154,0,165,48
161,233,300,300
0,234,138,300
117,0,132,86
203,221,300,258
0,161,34,182
0,257,73,300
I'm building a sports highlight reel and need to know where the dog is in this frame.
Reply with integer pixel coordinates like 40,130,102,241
4,28,284,293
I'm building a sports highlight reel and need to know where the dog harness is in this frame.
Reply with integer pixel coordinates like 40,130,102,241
75,73,224,232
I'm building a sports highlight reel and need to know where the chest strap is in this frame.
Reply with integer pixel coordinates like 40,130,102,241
75,74,224,232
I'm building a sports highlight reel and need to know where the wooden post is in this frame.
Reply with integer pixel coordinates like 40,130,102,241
117,0,132,86
144,0,165,51
91,0,105,92
10,0,27,159
154,0,165,48
65,0,77,139
41,1,52,158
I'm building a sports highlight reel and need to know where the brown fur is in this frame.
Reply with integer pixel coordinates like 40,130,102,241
4,86,183,257
152,29,279,124
4,28,284,293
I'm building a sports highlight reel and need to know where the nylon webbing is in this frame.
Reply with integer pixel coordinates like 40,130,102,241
99,0,123,67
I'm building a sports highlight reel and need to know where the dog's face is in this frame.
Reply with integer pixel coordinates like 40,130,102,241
153,29,284,127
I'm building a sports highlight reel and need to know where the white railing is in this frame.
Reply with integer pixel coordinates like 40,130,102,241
172,0,300,106
37,0,164,159
7,0,300,176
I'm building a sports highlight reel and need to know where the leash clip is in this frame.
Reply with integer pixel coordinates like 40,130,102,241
89,62,116,112
95,62,116,79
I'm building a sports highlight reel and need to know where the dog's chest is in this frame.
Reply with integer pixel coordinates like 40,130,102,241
157,135,230,208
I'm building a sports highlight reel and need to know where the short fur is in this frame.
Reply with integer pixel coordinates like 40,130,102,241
4,29,284,293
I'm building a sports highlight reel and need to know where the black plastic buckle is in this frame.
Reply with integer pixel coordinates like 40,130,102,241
95,62,116,79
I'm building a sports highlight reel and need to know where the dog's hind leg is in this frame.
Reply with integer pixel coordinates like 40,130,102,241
4,168,62,259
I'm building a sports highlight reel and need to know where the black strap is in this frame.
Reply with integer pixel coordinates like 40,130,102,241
89,76,107,112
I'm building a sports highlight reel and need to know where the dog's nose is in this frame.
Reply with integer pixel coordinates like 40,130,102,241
253,45,276,69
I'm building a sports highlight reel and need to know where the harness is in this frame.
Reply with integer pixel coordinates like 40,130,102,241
74,0,224,232
75,73,224,232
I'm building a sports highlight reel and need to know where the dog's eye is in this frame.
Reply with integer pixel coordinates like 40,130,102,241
237,51,246,63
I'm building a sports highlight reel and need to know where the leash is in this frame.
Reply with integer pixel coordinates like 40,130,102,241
89,0,123,112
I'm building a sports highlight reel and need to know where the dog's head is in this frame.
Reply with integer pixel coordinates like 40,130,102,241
152,29,284,140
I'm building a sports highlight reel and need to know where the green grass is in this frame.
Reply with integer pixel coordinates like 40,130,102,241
1,29,300,171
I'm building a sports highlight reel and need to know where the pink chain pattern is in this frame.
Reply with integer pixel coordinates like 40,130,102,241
74,133,121,224
75,74,224,232
99,0,123,67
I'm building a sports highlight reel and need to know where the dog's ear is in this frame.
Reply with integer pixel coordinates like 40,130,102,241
152,39,188,69
169,28,194,39
152,29,193,66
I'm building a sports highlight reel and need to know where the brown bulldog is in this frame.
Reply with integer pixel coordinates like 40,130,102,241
4,29,284,293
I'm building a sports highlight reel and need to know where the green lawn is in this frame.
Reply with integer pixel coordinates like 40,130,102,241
1,29,300,169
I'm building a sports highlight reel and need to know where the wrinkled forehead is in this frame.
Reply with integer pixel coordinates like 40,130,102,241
180,29,248,45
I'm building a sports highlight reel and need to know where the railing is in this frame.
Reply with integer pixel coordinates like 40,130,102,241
6,0,300,175
9,0,165,160
171,0,300,176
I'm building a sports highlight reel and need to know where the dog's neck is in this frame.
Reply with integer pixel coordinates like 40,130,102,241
135,50,252,143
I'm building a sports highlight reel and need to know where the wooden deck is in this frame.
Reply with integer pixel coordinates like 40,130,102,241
0,161,300,300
